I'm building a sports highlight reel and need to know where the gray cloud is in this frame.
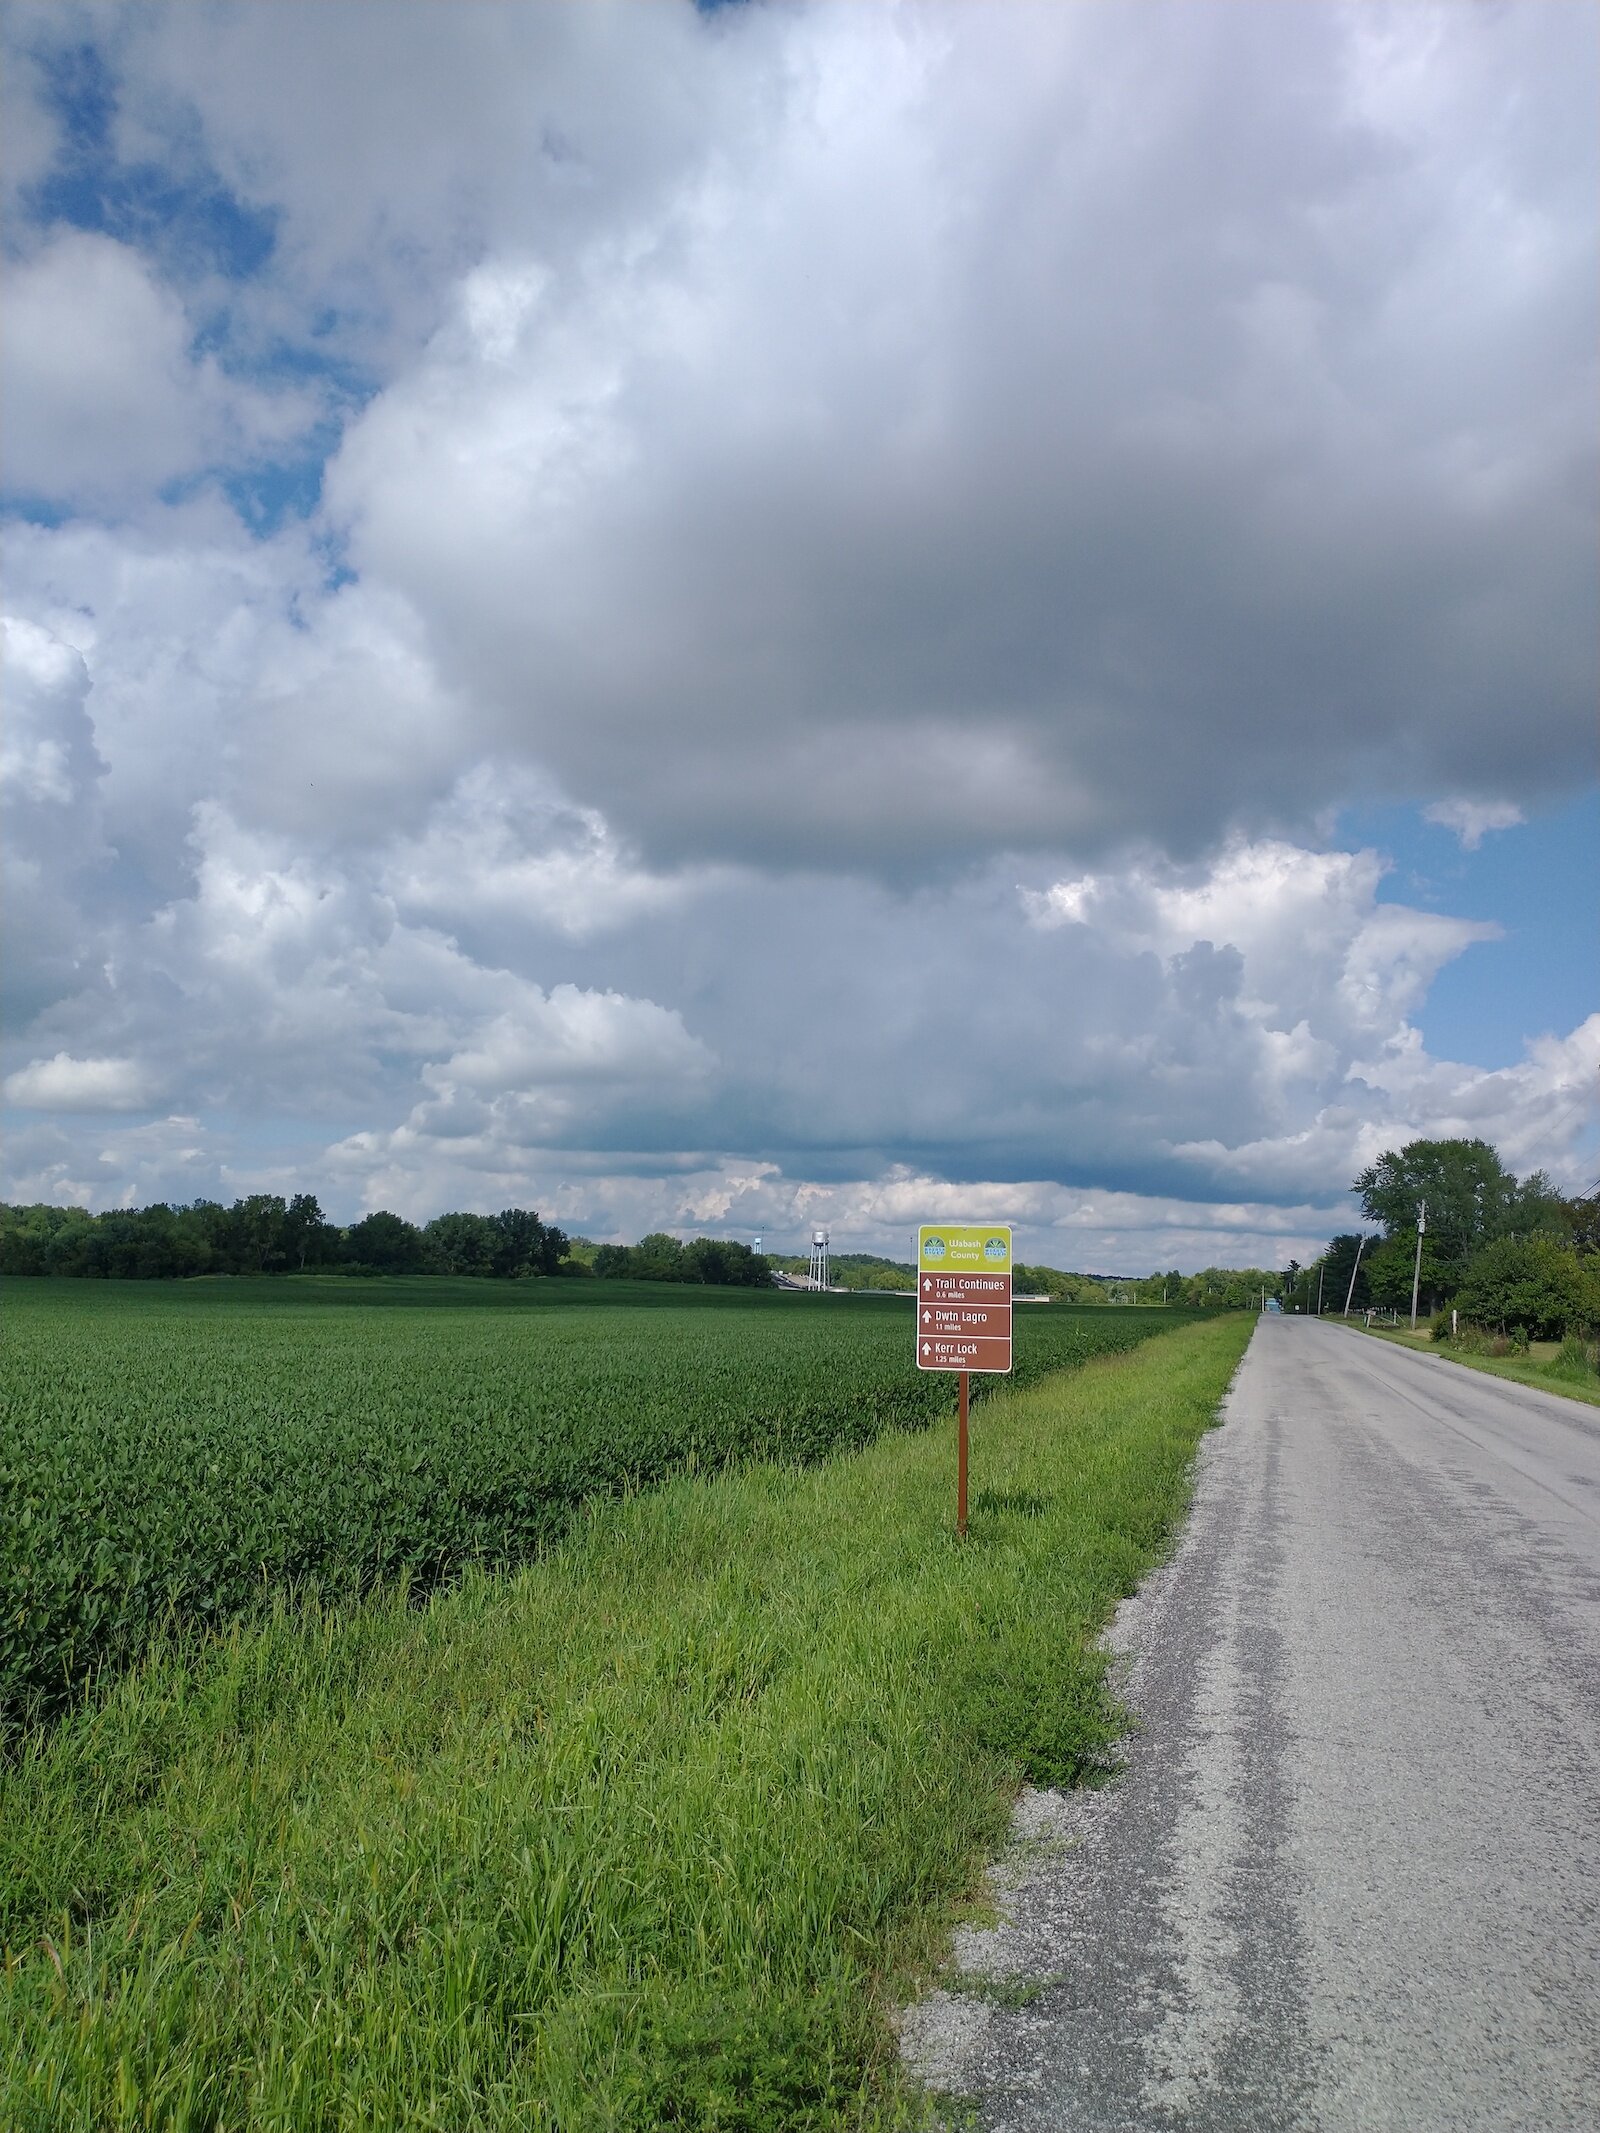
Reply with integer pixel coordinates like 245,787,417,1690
309,1,1595,871
14,3,1584,873
5,729,1591,1236
0,616,112,1024
2,2,1595,1261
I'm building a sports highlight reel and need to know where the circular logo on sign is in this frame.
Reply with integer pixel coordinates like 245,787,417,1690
924,1235,946,1259
984,1236,1006,1259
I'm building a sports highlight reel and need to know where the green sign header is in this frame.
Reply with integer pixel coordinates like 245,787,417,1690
917,1224,1012,1273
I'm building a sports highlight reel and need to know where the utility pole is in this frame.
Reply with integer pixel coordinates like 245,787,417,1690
1315,1263,1324,1316
1410,1200,1427,1331
1342,1234,1367,1318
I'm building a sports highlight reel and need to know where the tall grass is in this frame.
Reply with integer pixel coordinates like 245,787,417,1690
1357,1321,1600,1408
0,1316,1251,2130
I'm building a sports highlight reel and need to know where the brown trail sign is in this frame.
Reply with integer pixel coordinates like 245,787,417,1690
916,1225,1013,1536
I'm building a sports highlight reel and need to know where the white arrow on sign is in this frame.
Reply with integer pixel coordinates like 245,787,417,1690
921,1341,931,1355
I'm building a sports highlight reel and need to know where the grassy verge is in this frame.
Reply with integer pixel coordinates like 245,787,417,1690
1344,1322,1600,1408
0,1315,1251,2131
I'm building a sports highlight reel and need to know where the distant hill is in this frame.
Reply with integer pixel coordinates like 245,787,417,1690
767,1251,913,1292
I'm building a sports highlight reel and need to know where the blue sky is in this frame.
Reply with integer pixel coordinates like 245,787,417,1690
1352,791,1598,1074
2,1,1595,1271
29,40,277,281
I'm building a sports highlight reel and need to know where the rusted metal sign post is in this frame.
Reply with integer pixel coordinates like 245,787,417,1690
916,1224,1013,1536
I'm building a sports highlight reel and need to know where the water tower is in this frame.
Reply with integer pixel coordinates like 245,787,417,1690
808,1227,830,1289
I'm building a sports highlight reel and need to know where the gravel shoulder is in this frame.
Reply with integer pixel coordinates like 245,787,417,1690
899,1315,1600,2131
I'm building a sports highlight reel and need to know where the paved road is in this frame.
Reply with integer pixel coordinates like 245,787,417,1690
901,1317,1600,2130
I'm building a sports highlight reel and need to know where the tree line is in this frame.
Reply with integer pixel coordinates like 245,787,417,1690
1281,1137,1598,1340
0,1197,784,1288
587,1233,771,1287
4,1136,1592,1331
0,1197,573,1280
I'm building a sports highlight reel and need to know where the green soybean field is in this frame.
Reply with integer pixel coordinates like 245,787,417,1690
1,1277,1203,1732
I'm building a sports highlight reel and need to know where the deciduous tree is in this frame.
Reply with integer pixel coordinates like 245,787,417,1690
343,1211,427,1274
1353,1138,1516,1288
1453,1236,1597,1340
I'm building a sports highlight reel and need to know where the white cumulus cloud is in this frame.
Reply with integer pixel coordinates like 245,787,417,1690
2,1,1595,1264
3,1053,156,1112
1422,798,1527,850
0,231,317,511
